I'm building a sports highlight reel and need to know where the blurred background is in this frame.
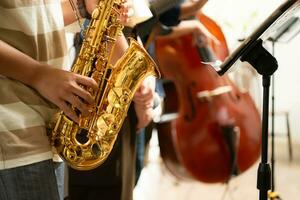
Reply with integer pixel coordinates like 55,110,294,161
133,0,300,199
62,1,300,199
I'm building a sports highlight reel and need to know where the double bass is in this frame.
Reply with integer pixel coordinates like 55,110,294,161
154,12,261,183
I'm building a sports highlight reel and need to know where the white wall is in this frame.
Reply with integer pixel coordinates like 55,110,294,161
272,34,300,137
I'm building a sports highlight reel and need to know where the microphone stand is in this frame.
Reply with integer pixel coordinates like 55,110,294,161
266,15,300,199
216,2,300,199
268,40,282,200
228,38,278,200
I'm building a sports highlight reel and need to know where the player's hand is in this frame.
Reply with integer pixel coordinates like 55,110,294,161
31,66,98,123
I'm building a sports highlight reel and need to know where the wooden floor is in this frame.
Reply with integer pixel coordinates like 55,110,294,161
134,132,300,200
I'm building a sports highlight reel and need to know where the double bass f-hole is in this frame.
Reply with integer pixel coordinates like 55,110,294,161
185,81,197,121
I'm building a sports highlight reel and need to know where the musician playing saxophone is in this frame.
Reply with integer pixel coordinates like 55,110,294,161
63,1,156,200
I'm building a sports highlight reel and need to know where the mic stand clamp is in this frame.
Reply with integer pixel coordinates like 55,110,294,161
240,38,278,200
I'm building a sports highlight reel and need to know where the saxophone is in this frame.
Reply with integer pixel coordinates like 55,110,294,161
50,0,160,170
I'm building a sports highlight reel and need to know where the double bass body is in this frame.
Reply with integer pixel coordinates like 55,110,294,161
155,13,261,183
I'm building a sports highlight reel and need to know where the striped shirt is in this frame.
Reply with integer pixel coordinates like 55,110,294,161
0,0,70,169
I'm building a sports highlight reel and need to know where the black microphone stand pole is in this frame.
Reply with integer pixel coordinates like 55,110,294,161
239,39,278,200
268,40,282,200
271,41,276,194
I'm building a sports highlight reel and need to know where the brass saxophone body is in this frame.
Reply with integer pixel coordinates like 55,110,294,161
50,0,160,170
